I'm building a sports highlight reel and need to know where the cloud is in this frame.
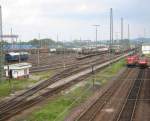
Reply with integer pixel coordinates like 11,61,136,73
0,0,150,41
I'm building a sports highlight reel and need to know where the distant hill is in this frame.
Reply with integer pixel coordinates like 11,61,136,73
20,38,63,48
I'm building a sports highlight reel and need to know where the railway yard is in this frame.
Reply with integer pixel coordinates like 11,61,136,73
0,1,150,121
0,49,149,121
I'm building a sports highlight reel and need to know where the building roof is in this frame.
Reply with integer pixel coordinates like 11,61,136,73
4,63,32,70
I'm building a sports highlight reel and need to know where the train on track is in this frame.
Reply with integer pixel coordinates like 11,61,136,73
126,54,148,68
138,57,148,68
5,52,29,62
126,55,139,66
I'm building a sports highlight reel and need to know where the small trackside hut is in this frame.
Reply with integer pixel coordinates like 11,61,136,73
4,63,32,79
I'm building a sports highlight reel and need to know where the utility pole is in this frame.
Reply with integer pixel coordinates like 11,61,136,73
111,8,114,46
128,24,130,49
10,28,13,49
19,38,21,63
91,25,100,88
0,5,3,82
109,8,113,67
128,24,130,40
121,18,124,41
121,17,124,51
57,33,59,48
110,8,113,54
37,33,40,66
38,33,41,48
93,25,100,50
63,39,66,70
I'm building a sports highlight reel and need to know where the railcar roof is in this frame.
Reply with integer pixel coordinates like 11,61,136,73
4,63,32,70
7,52,20,56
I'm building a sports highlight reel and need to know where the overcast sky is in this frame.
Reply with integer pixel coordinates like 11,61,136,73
0,0,150,41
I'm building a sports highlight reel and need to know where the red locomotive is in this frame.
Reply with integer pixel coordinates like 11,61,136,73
126,55,139,66
138,57,148,68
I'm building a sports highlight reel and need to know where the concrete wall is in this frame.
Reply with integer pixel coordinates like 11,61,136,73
5,68,29,79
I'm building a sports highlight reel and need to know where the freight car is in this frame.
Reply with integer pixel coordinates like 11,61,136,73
79,47,109,55
29,48,49,54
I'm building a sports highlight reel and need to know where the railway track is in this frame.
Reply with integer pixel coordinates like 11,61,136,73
132,68,150,121
29,51,109,67
75,68,138,121
0,53,130,121
29,51,114,73
30,53,115,73
0,53,116,110
0,74,90,121
75,68,149,121
115,69,145,121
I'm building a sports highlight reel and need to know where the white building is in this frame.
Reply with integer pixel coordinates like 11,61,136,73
4,63,32,79
142,45,150,54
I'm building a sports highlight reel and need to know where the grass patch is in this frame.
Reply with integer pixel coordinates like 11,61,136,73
26,86,92,121
0,70,56,99
24,59,125,121
87,59,125,85
0,79,37,99
32,70,56,81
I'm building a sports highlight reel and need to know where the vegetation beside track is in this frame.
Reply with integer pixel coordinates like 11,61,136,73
87,59,125,85
26,85,91,121
0,70,55,99
24,59,125,121
31,70,56,81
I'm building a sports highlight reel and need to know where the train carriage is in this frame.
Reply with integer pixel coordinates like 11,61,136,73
138,57,148,68
5,52,29,62
126,55,139,66
5,52,20,62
